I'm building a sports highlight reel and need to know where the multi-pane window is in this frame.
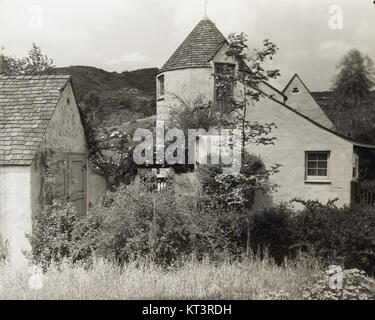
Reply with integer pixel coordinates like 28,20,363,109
306,151,330,180
214,63,235,114
158,75,165,98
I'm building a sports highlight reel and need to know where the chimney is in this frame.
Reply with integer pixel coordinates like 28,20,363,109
0,54,4,75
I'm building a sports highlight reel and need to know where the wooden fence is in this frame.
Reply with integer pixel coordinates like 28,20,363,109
351,181,375,206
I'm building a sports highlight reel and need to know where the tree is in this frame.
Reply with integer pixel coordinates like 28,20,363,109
331,49,375,137
216,34,281,155
83,90,101,125
208,34,282,256
1,43,55,76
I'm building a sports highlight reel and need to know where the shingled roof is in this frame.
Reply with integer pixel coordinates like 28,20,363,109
0,75,71,165
159,18,227,73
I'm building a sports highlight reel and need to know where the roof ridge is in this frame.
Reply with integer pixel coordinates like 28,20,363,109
0,74,70,80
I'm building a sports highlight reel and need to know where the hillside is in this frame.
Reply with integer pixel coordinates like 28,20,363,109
55,66,158,127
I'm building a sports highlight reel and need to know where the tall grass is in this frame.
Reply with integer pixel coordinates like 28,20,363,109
0,254,321,300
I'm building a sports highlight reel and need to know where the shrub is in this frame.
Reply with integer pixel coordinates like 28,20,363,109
250,200,375,275
293,200,375,274
250,204,296,263
93,180,192,265
184,199,248,259
28,176,375,274
26,201,79,268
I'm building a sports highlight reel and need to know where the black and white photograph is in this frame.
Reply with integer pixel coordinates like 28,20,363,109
0,0,375,304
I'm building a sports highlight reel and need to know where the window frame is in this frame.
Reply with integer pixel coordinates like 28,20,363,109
305,151,331,182
214,62,236,114
157,74,165,100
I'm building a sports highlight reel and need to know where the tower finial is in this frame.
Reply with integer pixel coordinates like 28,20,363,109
204,0,208,18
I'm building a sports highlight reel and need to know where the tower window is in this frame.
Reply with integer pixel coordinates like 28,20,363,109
214,63,235,114
158,75,165,99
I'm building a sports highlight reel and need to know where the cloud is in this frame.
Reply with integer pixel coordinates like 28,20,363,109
105,52,151,66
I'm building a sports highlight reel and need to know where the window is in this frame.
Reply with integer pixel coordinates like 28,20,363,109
157,75,165,99
352,153,359,180
305,151,330,181
214,63,235,114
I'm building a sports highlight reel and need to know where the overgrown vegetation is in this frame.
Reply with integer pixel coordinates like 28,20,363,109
0,254,323,300
27,172,375,282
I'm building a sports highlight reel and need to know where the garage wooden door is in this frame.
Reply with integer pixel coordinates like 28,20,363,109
67,154,87,216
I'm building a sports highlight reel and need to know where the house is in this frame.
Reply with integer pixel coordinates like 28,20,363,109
156,17,375,207
0,74,106,266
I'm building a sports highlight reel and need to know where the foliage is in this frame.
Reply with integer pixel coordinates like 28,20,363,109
302,268,375,300
250,204,296,264
80,107,138,190
197,151,281,257
181,198,248,259
26,201,79,269
249,200,375,275
166,94,220,134
93,177,193,265
82,90,103,125
2,43,55,76
331,49,375,136
216,35,280,150
198,152,280,209
292,199,375,274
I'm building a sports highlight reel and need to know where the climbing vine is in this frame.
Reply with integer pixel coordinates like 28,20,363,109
34,148,67,206
79,108,138,190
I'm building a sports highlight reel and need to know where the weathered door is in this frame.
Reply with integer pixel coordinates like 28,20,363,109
67,154,87,216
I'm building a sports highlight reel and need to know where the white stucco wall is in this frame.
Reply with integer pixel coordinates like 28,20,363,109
0,166,32,267
157,67,214,125
282,75,335,130
247,97,354,208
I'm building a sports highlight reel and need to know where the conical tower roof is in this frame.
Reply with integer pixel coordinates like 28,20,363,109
159,18,227,74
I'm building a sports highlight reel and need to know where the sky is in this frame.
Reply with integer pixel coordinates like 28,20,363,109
0,0,374,91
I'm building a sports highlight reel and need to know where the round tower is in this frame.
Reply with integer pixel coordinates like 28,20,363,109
156,17,230,124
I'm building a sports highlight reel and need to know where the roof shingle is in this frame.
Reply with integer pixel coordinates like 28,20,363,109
159,18,251,74
0,74,71,165
159,18,227,73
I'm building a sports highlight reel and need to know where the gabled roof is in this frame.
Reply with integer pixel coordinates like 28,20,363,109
264,92,375,149
0,75,71,165
159,18,227,74
282,73,336,130
159,17,253,75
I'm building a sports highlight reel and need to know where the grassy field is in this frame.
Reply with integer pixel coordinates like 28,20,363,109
0,255,321,300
